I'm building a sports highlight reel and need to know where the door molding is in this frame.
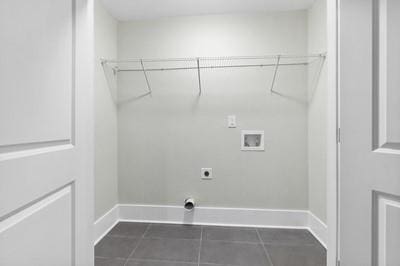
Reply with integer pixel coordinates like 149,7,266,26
372,0,400,155
327,0,339,266
0,0,77,156
372,191,400,266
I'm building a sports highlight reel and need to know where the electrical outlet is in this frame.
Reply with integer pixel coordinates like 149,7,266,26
228,115,236,128
201,168,213,180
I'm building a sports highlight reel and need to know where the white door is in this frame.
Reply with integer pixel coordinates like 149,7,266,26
0,1,94,265
339,0,400,265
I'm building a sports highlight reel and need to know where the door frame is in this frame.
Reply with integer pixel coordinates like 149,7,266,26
87,1,340,265
75,0,95,264
327,0,339,266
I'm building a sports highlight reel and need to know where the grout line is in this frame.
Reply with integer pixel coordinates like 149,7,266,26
200,263,243,266
256,228,274,266
199,239,263,245
102,234,140,239
261,242,321,247
137,235,259,244
123,224,151,266
125,258,218,265
123,258,198,265
95,256,127,260
143,223,152,237
197,225,203,266
105,234,263,245
141,236,202,241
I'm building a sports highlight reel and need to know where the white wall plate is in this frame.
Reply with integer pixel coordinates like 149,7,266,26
241,130,265,151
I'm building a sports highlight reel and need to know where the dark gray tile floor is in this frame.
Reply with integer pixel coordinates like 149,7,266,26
95,222,326,266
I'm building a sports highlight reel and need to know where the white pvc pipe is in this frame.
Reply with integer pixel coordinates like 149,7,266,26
184,198,195,211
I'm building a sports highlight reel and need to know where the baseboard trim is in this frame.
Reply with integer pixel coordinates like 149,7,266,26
94,204,327,247
308,211,328,248
94,205,119,245
118,204,309,228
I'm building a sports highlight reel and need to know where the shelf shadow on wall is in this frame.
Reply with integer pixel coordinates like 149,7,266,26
117,91,152,106
271,91,308,105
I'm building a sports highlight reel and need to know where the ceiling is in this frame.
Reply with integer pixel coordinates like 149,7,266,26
101,0,315,21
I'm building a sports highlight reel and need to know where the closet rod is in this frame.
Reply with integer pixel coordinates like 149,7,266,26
116,62,309,73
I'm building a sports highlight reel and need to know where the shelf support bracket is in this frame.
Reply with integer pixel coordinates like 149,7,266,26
140,59,152,95
308,54,326,102
270,55,281,93
196,58,202,95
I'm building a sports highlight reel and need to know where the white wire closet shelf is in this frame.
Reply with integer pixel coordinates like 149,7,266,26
101,53,326,104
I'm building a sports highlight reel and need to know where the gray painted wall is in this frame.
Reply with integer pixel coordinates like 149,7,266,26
307,0,327,223
117,12,310,209
94,0,118,220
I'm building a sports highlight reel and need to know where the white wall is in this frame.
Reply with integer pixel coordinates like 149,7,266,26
94,0,118,220
117,12,310,210
307,0,327,223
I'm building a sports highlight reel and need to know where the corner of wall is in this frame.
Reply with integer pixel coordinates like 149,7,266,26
94,0,119,221
306,0,328,225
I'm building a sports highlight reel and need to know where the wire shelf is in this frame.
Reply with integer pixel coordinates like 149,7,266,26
101,53,326,104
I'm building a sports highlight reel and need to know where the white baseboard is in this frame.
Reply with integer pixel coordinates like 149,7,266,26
308,211,328,248
118,204,309,228
94,205,119,245
94,204,327,247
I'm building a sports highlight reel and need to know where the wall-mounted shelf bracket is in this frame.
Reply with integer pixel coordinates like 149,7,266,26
140,59,152,95
270,55,281,94
196,58,202,95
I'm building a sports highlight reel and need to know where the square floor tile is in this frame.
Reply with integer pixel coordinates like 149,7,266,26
266,244,327,266
200,240,272,266
95,236,140,259
203,226,260,243
257,228,320,246
95,257,126,266
131,238,200,262
144,224,201,240
126,259,197,266
95,223,327,266
107,222,149,238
